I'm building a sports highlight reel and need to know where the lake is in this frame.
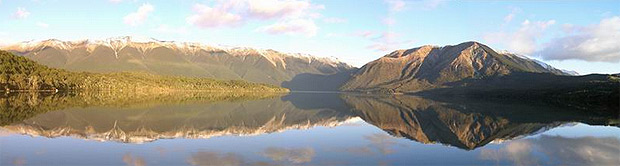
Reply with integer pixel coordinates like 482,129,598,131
1,92,619,166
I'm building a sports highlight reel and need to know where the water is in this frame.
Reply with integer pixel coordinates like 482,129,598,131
1,92,618,165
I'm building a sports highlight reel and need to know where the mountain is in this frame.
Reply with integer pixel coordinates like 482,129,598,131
0,50,287,92
341,41,574,92
1,37,355,91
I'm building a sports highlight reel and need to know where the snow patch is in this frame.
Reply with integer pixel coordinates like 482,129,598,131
1,36,350,68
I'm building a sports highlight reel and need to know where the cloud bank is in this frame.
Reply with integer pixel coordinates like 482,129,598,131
483,19,556,55
537,16,620,62
186,0,322,37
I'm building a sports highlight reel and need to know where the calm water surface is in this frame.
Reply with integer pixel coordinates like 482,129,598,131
1,92,619,166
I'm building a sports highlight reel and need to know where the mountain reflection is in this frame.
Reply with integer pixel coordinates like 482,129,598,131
0,92,352,143
343,95,618,150
0,92,617,150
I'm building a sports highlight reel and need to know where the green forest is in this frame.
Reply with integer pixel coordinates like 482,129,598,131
0,50,288,92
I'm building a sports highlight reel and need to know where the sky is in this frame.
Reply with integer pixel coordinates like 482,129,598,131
0,0,619,74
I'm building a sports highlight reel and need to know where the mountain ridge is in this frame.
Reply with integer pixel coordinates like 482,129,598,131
4,36,350,67
341,41,575,92
0,50,288,92
2,36,355,91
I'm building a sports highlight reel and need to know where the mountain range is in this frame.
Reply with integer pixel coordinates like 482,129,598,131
3,38,615,97
2,37,354,91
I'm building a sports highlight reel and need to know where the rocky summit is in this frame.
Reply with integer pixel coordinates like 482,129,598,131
341,41,575,93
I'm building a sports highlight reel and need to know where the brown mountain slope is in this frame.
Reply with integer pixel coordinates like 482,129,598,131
341,41,569,92
2,37,355,91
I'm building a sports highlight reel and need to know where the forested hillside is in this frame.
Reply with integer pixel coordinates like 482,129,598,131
0,50,288,92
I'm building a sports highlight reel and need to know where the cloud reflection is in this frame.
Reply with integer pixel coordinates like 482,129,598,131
364,133,403,155
187,151,246,166
261,147,315,164
479,135,620,166
0,127,14,137
12,157,26,166
122,153,146,166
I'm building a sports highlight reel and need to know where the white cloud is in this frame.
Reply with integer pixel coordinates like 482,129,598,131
109,0,123,3
537,16,620,62
323,17,347,24
252,0,321,36
258,18,318,37
246,0,311,19
385,0,405,12
483,19,556,55
387,0,445,12
187,0,323,37
36,22,49,28
123,3,154,26
425,0,446,9
186,3,242,28
13,7,30,19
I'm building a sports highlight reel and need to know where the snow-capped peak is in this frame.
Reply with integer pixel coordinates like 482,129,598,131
1,37,350,68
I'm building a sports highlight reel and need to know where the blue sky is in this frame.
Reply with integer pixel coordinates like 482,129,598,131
1,0,619,74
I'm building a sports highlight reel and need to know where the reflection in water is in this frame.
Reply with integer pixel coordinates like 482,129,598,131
362,133,405,155
479,135,620,165
0,92,618,165
1,92,617,148
187,151,246,166
0,92,284,126
343,95,617,150
1,92,352,143
122,153,146,166
261,147,315,164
